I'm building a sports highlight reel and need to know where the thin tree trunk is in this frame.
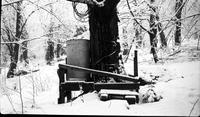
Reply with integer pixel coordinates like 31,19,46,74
56,40,61,59
46,4,54,65
175,0,183,45
22,41,28,63
149,0,158,63
154,4,167,47
157,23,167,47
7,2,22,78
135,27,143,48
20,41,28,65
46,39,54,65
20,26,29,64
0,27,2,88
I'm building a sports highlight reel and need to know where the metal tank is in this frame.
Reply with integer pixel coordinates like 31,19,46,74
65,39,90,81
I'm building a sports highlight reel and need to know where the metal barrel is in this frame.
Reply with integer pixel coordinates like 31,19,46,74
65,39,90,81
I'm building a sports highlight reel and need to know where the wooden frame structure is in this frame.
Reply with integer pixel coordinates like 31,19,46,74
57,50,140,104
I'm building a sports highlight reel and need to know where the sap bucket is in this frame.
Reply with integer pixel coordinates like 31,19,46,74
65,39,90,81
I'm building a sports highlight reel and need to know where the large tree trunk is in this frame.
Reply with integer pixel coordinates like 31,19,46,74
175,0,183,45
88,0,121,82
149,0,158,63
7,2,22,78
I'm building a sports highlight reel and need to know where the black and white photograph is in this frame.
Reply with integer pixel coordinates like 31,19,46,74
0,0,200,116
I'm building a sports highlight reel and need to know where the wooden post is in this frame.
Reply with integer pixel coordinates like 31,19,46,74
65,57,72,102
60,82,139,92
134,50,138,77
57,68,65,104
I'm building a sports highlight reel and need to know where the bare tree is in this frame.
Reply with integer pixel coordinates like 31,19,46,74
1,0,64,77
6,1,23,78
125,0,160,63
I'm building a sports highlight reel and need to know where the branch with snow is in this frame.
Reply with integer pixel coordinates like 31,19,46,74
66,0,106,7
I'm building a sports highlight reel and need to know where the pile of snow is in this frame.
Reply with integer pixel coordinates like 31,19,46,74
1,39,200,116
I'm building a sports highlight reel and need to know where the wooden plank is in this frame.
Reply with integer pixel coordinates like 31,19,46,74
61,81,94,91
61,81,139,91
59,64,138,82
94,83,139,91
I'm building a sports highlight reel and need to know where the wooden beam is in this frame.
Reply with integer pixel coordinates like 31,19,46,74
61,81,139,91
59,64,138,82
94,83,139,91
61,81,94,91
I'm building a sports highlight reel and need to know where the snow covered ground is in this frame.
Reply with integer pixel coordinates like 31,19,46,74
0,40,200,116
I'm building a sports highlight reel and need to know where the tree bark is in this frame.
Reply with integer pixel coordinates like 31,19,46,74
153,2,167,47
7,2,22,78
88,0,121,81
175,0,183,45
135,27,142,48
21,41,28,64
20,27,29,64
46,39,54,65
149,0,158,63
156,11,167,47
56,41,61,59
157,22,167,47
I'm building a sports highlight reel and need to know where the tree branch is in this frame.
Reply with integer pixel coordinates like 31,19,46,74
66,0,95,5
126,0,151,34
2,0,23,6
66,0,106,7
19,2,56,39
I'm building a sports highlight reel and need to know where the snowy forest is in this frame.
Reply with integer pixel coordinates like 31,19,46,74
0,0,200,116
